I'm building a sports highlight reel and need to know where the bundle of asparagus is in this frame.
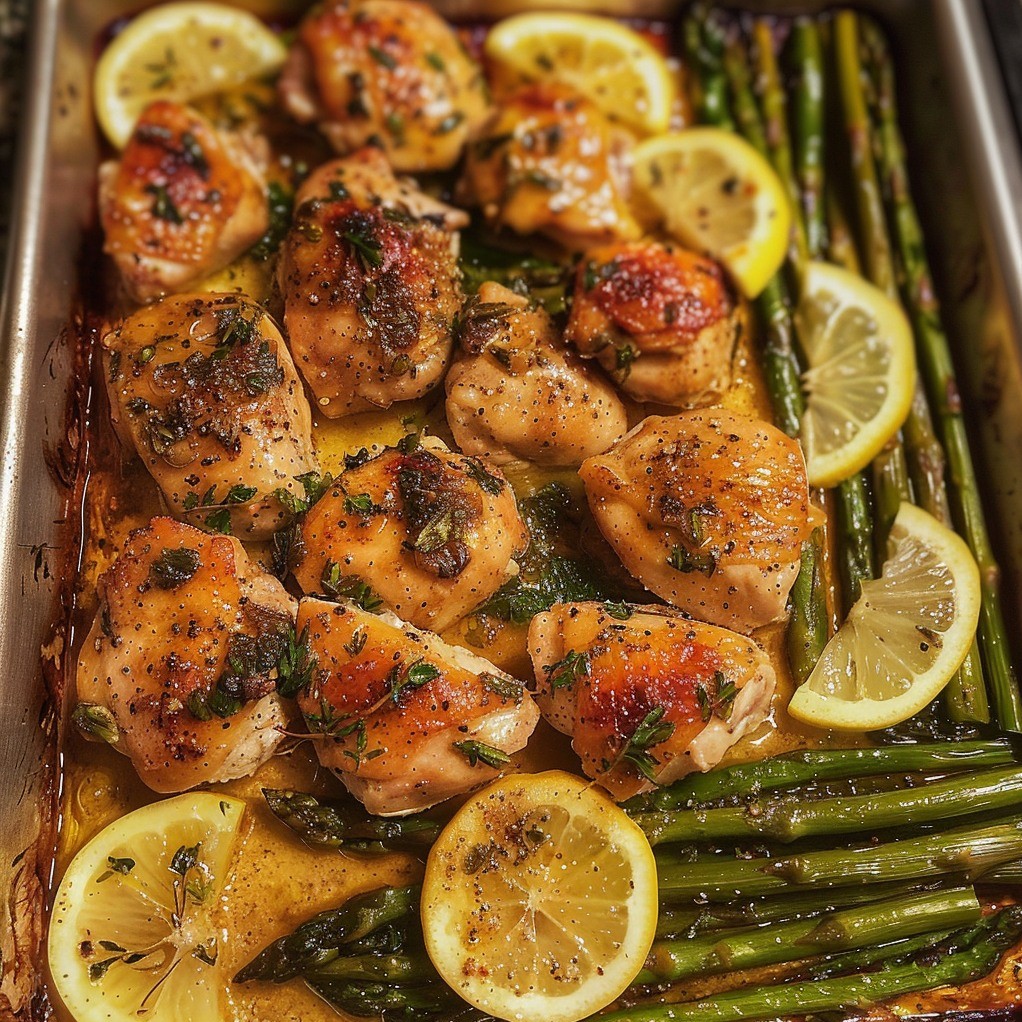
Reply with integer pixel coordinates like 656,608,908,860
243,737,1022,1019
685,6,1020,735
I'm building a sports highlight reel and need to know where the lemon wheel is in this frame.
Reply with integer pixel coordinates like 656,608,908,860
48,793,246,1022
94,2,287,148
484,13,675,136
421,771,658,1022
796,260,916,488
631,128,791,298
789,502,981,731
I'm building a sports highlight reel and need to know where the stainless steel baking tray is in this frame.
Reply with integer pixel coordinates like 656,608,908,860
2,0,1021,1015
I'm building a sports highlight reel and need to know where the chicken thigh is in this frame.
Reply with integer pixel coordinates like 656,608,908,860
296,598,540,815
99,100,268,303
566,241,739,406
444,281,628,466
292,436,528,633
103,293,318,539
528,602,775,800
75,517,296,793
579,411,817,632
279,0,489,172
278,149,466,415
462,84,641,250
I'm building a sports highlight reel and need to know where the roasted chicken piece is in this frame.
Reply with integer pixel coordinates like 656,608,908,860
279,0,489,172
444,282,628,467
462,84,641,250
99,100,268,303
566,242,739,406
103,293,318,539
296,598,540,815
580,411,817,632
75,517,296,793
292,436,528,632
278,149,466,416
528,602,775,800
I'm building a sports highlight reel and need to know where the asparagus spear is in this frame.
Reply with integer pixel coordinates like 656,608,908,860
860,16,1017,732
654,876,960,939
789,19,827,261
262,789,442,853
832,11,920,561
632,765,1022,845
656,816,1022,901
306,978,474,1020
599,907,1022,1022
638,885,980,984
684,6,735,132
625,738,1018,811
235,884,422,983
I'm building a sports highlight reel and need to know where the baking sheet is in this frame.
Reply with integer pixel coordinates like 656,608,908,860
2,0,1022,1015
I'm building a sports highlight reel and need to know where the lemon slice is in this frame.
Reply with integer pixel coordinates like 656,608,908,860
48,793,246,1022
796,260,916,488
484,13,674,136
631,128,791,298
789,502,981,731
421,770,658,1022
94,2,287,148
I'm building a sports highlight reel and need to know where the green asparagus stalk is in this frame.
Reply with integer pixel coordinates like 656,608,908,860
656,816,1022,901
234,884,422,983
308,953,438,984
832,11,918,559
860,17,1016,731
632,765,1022,846
752,19,807,273
625,738,1018,811
306,978,473,1020
684,6,735,132
789,19,827,260
638,886,980,984
654,876,960,939
599,906,1022,1022
262,789,442,854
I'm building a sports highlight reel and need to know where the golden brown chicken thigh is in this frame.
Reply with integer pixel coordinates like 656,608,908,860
296,598,540,815
292,436,528,633
75,517,296,793
279,0,489,172
566,241,739,406
580,411,817,632
104,293,318,539
99,100,268,303
444,281,628,466
528,602,775,800
278,149,466,415
463,84,641,250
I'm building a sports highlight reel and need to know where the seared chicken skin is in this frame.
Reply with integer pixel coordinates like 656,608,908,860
293,436,528,633
99,100,268,303
296,598,540,815
76,518,295,793
445,282,628,467
463,84,641,250
528,602,775,800
279,0,489,172
580,411,817,632
566,242,739,407
104,293,318,539
278,149,466,415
